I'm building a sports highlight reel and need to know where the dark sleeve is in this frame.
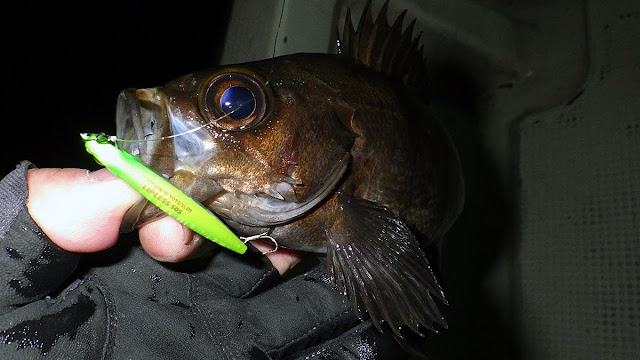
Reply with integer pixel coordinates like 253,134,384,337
0,161,80,310
0,162,121,359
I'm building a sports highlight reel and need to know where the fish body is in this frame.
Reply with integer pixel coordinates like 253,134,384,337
116,1,464,342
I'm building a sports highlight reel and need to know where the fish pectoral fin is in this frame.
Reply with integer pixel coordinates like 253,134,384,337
326,191,447,339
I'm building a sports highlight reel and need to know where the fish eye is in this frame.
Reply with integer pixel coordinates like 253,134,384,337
220,86,256,120
199,71,269,131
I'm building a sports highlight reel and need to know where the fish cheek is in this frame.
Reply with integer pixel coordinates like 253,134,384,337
200,141,277,196
273,96,355,201
169,169,222,202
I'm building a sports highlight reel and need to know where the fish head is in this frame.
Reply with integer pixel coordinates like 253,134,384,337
116,57,355,233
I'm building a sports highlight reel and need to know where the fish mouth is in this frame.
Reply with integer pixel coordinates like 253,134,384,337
115,88,167,166
116,88,183,231
116,89,142,155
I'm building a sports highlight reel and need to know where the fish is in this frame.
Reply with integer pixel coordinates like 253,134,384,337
116,0,464,346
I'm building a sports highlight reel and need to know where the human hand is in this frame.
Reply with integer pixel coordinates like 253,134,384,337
25,167,300,272
20,166,410,358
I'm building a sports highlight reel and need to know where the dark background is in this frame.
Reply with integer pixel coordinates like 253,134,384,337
1,1,233,175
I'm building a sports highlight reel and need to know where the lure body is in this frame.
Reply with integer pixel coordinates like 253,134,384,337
81,133,247,254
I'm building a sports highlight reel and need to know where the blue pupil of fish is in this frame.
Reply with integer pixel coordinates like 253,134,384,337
220,86,256,120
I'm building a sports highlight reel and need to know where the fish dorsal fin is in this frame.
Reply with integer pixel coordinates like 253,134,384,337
338,0,427,89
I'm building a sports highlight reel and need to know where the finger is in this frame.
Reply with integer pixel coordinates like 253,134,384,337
26,167,142,253
138,215,200,262
250,240,302,275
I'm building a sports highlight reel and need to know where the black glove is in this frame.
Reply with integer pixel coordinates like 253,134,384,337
171,247,411,359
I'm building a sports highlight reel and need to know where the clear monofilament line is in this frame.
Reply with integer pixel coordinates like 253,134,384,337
113,96,255,145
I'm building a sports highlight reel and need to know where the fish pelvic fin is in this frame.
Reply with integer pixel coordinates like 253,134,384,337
338,0,428,91
325,191,447,344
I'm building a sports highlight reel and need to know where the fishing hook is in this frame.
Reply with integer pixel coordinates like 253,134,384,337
240,232,279,254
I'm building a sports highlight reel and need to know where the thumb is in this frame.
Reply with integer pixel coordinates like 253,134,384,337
26,167,142,253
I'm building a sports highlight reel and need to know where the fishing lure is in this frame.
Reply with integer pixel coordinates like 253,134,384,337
81,132,247,254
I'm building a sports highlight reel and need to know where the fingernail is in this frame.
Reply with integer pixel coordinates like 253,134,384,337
184,230,199,246
86,168,116,182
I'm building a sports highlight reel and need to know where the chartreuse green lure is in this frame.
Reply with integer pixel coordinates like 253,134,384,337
81,133,247,254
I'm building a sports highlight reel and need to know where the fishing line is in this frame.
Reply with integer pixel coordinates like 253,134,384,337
266,0,286,84
113,97,255,145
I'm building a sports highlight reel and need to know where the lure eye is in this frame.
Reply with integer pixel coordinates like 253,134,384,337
200,71,269,131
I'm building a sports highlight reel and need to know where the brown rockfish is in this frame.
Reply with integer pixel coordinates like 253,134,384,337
116,0,464,341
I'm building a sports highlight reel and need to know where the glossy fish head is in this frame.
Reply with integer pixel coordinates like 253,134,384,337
116,56,356,233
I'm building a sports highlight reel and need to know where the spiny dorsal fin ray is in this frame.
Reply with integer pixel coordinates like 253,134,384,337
356,0,374,64
370,0,391,70
338,0,427,90
341,8,355,57
380,10,407,78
